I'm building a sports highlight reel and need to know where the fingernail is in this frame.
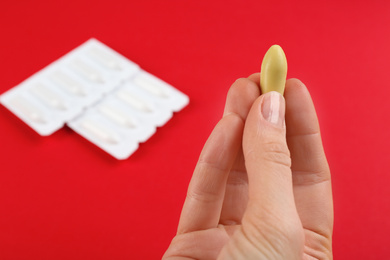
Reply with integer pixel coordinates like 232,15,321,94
261,91,285,128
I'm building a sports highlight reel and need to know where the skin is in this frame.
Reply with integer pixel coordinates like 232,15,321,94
163,74,333,260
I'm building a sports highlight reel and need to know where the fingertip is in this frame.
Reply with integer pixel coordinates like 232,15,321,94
200,112,244,165
247,72,261,86
284,78,320,136
223,78,260,120
287,78,305,85
244,91,287,135
285,78,310,98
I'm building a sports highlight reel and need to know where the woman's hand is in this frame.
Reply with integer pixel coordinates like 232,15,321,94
163,74,333,259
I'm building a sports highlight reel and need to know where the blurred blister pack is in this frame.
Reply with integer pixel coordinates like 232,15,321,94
0,38,189,159
67,71,189,159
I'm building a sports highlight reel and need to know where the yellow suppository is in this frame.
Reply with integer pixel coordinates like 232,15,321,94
260,45,288,95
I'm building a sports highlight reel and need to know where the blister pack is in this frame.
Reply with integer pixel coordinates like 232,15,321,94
67,71,189,159
0,39,189,159
0,39,140,135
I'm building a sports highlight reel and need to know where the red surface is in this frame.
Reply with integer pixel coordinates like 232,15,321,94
0,1,389,259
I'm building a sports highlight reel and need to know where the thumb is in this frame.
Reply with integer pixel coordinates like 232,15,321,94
241,91,303,258
243,91,297,218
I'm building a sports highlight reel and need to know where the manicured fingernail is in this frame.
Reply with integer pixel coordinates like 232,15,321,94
261,91,285,128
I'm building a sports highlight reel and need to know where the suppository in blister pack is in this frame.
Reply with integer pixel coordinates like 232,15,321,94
0,39,140,135
68,72,189,159
0,38,189,159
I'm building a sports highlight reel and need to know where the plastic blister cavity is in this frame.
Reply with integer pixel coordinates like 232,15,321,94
0,38,189,159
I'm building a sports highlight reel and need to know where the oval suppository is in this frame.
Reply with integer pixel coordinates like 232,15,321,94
260,45,287,95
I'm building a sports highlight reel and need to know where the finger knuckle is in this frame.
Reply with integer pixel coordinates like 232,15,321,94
261,141,291,168
186,182,219,205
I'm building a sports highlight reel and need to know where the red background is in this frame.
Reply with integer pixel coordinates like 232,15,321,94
0,1,389,259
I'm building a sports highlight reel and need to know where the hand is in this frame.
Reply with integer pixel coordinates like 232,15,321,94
163,74,333,260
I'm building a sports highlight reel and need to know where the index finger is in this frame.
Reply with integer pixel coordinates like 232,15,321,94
177,114,244,234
